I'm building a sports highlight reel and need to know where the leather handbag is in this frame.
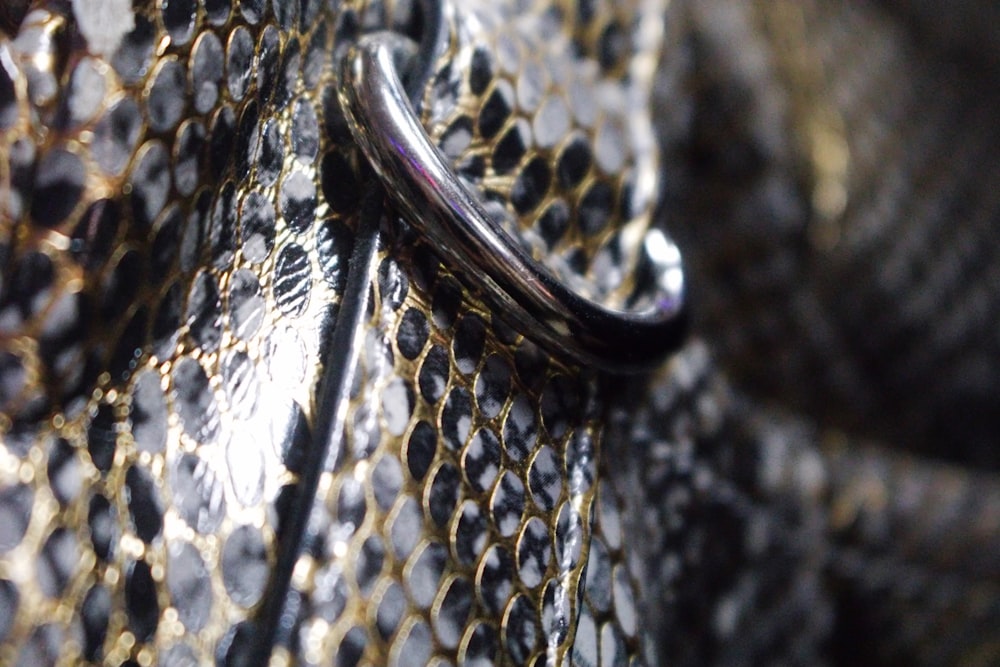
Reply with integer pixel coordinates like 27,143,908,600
0,1,996,665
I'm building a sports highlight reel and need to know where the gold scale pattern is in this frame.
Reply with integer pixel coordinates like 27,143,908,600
279,0,663,663
285,228,603,666
421,0,663,304
0,1,366,663
0,0,664,665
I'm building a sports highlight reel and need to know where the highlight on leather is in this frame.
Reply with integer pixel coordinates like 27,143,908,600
0,1,997,666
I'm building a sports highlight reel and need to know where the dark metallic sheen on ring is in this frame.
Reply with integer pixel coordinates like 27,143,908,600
339,34,688,372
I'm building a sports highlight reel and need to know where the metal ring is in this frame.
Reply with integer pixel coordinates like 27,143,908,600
339,34,687,372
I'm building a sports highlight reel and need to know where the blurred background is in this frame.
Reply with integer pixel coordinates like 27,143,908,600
658,0,1000,471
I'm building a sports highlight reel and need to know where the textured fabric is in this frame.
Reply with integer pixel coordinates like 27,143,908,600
665,0,1000,469
0,1,997,666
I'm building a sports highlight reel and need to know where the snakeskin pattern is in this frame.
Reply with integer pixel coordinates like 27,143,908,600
658,2,1000,662
0,0,998,666
276,218,601,666
420,0,663,304
824,442,1000,665
666,0,1000,468
0,1,371,663
273,1,670,661
0,1,665,664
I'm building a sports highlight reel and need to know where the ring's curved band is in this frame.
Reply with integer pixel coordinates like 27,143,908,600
339,35,687,372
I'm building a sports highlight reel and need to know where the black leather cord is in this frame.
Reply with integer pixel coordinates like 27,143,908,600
247,3,447,663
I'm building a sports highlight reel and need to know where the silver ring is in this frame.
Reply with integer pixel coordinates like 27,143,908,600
339,34,687,372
